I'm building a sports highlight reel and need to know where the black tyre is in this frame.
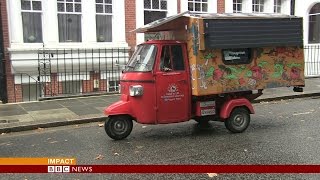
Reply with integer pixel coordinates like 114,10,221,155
105,115,133,140
224,107,250,133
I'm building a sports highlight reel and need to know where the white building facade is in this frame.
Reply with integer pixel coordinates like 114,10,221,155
3,0,318,102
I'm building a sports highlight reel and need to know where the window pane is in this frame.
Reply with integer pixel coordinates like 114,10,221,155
66,3,73,12
160,46,172,70
105,0,112,4
202,3,207,12
96,0,103,3
75,4,81,12
105,5,112,13
310,3,320,14
188,2,194,11
152,0,160,9
237,4,241,12
144,11,166,25
144,0,151,9
58,14,82,42
96,15,112,42
195,3,200,11
309,15,320,43
22,84,41,102
21,0,31,10
32,1,42,10
160,0,167,10
108,81,119,92
57,3,65,12
172,45,184,71
96,4,103,13
22,12,43,43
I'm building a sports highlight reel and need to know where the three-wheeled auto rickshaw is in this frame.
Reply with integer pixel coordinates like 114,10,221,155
104,12,305,140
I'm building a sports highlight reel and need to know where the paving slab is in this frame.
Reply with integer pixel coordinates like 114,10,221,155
0,108,28,116
0,114,34,123
0,104,23,111
19,101,63,111
28,108,78,121
66,105,102,116
78,97,106,104
56,99,86,107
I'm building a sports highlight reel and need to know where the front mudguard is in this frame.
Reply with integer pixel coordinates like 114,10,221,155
104,100,133,117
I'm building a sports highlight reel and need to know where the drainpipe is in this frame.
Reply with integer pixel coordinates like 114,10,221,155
291,0,295,15
0,9,7,103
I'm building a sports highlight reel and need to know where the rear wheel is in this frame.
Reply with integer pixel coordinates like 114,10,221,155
224,107,250,133
105,115,133,140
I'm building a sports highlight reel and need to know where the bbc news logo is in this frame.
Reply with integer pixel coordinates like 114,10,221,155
48,166,93,173
48,166,70,173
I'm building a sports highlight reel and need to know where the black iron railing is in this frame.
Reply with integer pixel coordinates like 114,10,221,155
304,45,320,77
4,46,320,103
9,48,131,102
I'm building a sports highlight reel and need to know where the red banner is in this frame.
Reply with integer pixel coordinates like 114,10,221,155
0,165,320,173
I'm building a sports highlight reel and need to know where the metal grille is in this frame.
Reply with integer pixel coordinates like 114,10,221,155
304,45,320,77
8,48,131,103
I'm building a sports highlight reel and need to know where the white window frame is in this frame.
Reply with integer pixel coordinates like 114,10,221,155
95,0,113,42
274,0,281,13
144,0,168,12
252,0,264,13
136,0,177,45
233,0,242,13
57,0,82,42
309,3,320,44
57,0,82,14
21,0,43,43
21,0,42,13
143,0,168,40
95,0,113,15
188,0,208,13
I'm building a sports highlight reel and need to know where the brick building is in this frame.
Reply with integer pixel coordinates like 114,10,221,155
0,0,319,103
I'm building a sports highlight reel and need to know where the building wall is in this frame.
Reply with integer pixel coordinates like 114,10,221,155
125,0,137,50
3,0,318,102
6,0,128,102
295,0,320,45
295,0,320,77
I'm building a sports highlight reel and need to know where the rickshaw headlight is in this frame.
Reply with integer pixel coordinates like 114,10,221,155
129,85,143,97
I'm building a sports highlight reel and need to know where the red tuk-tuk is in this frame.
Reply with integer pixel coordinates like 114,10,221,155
104,12,305,140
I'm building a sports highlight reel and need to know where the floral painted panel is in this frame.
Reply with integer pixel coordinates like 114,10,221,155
187,18,305,96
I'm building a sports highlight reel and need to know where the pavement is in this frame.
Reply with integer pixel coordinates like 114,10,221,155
0,78,320,134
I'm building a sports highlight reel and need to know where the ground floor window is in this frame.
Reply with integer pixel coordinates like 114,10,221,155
22,83,41,102
309,3,320,43
62,80,82,94
108,80,119,92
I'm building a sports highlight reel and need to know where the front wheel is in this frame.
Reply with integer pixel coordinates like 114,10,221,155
105,115,133,140
224,107,250,133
